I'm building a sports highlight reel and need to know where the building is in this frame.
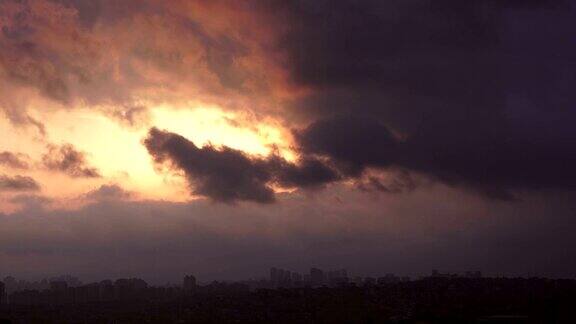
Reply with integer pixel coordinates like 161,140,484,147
291,272,303,283
310,268,325,286
0,281,5,305
50,281,68,292
270,267,279,282
115,278,148,300
465,271,482,278
431,270,482,279
377,274,401,285
183,275,198,291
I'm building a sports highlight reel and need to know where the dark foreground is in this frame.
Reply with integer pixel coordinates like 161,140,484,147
1,277,575,323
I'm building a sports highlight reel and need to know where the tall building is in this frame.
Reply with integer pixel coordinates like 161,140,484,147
292,272,302,282
270,267,279,283
0,281,5,305
50,281,68,292
283,270,291,283
310,268,325,286
183,275,198,291
327,269,349,286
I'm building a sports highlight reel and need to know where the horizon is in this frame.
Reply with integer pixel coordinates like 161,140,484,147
2,267,572,287
4,267,568,288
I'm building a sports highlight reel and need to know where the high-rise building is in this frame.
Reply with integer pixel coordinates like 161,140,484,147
310,268,325,286
465,271,482,278
183,275,198,291
292,272,302,282
0,281,5,305
50,281,68,292
283,270,291,282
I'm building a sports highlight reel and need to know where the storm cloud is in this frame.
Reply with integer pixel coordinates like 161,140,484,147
278,0,576,200
2,0,574,203
131,0,576,202
144,128,339,203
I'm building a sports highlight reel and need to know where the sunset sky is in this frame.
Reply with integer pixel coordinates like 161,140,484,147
1,0,576,283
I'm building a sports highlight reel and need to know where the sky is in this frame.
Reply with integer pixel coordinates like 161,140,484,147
1,0,576,284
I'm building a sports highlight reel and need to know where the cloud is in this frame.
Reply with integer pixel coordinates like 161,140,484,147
296,112,576,200
1,186,576,282
296,116,400,177
104,105,151,128
0,174,40,192
42,144,101,178
276,1,576,200
0,0,281,134
85,184,133,201
0,151,31,169
356,171,417,194
9,194,52,211
267,155,341,189
144,128,339,203
1,0,574,203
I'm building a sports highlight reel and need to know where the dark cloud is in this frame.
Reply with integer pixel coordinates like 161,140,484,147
0,174,40,192
42,144,101,178
357,171,417,194
0,151,30,169
296,112,576,200
144,128,339,203
277,0,576,200
297,116,400,176
268,156,341,189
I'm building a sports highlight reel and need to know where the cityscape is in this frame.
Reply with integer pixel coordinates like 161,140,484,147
1,269,576,323
0,268,486,305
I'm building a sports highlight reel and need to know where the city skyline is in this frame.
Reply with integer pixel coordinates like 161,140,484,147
3,269,572,323
0,267,488,298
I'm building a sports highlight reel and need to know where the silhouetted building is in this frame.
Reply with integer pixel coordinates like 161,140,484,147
50,275,82,288
270,267,279,282
291,272,302,283
465,271,482,278
0,281,5,305
2,277,16,295
310,268,325,286
327,269,348,286
98,280,114,301
183,275,198,291
270,267,306,287
50,281,68,292
378,274,401,285
115,278,148,300
431,270,482,279
283,270,291,283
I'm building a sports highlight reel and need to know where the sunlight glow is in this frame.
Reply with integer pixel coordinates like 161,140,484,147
0,104,294,206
